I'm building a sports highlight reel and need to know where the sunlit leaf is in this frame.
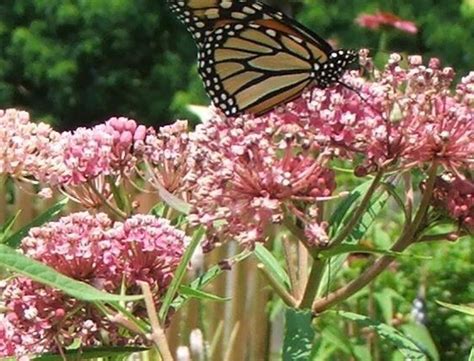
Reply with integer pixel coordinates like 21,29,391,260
254,243,290,288
401,323,439,361
6,198,68,248
171,250,251,310
29,346,148,360
159,227,204,321
0,244,142,302
436,300,474,316
178,284,230,302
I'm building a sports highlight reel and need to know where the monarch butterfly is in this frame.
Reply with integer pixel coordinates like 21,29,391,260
167,0,358,116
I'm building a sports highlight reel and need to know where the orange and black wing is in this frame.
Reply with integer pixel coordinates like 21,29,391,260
167,0,358,116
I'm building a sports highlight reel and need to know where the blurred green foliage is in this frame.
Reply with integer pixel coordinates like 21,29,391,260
0,1,473,128
0,0,203,128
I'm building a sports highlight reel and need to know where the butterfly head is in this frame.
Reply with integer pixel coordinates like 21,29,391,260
314,49,359,89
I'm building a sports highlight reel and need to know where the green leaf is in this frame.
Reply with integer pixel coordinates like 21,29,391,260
401,323,439,361
283,308,315,361
178,284,230,302
254,243,290,288
0,211,20,243
328,179,373,236
5,198,68,248
319,323,354,356
29,346,149,360
171,250,251,311
159,227,205,321
319,183,389,296
336,311,427,360
374,289,394,324
0,244,142,302
469,347,474,361
436,300,474,316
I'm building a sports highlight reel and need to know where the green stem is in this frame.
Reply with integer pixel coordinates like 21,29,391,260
312,163,438,313
0,176,7,224
88,181,127,219
108,176,132,216
298,258,325,309
139,281,174,361
257,263,297,307
330,170,384,248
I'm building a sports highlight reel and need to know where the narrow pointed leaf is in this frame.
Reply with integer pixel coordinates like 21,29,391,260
436,300,474,316
0,244,142,302
254,243,290,288
319,244,430,260
319,183,389,296
336,311,427,360
6,198,68,248
171,250,251,310
30,346,149,360
0,211,20,243
159,227,204,321
178,284,230,302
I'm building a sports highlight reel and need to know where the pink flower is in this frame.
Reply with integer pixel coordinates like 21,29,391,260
432,174,474,230
187,114,336,248
35,117,147,207
136,120,191,195
95,117,147,174
263,53,473,174
0,109,59,179
107,215,188,295
356,11,418,34
1,212,187,357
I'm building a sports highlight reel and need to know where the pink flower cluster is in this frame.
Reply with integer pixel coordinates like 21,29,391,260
135,120,191,195
356,11,418,34
0,212,187,357
264,53,473,175
0,109,59,179
187,114,336,248
432,174,474,230
37,117,147,186
183,53,473,247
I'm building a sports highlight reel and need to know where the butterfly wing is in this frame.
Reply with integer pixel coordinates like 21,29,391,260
199,21,325,115
168,0,357,116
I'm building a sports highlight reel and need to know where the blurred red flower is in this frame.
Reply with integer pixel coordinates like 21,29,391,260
356,11,418,34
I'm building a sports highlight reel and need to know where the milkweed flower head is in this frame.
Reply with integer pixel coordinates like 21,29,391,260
187,113,336,248
135,120,191,195
34,117,146,207
431,174,474,231
0,109,59,179
271,52,473,175
0,212,187,357
95,117,147,174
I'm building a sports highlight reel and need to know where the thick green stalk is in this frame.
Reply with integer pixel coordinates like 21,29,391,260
312,163,439,313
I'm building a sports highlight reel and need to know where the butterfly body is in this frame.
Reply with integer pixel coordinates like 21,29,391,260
168,0,358,116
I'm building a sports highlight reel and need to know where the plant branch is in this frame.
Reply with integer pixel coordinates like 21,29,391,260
257,263,297,307
330,170,384,248
139,281,174,361
298,258,325,309
312,163,438,314
88,181,127,219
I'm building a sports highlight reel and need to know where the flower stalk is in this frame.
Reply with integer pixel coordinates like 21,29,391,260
312,162,439,313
